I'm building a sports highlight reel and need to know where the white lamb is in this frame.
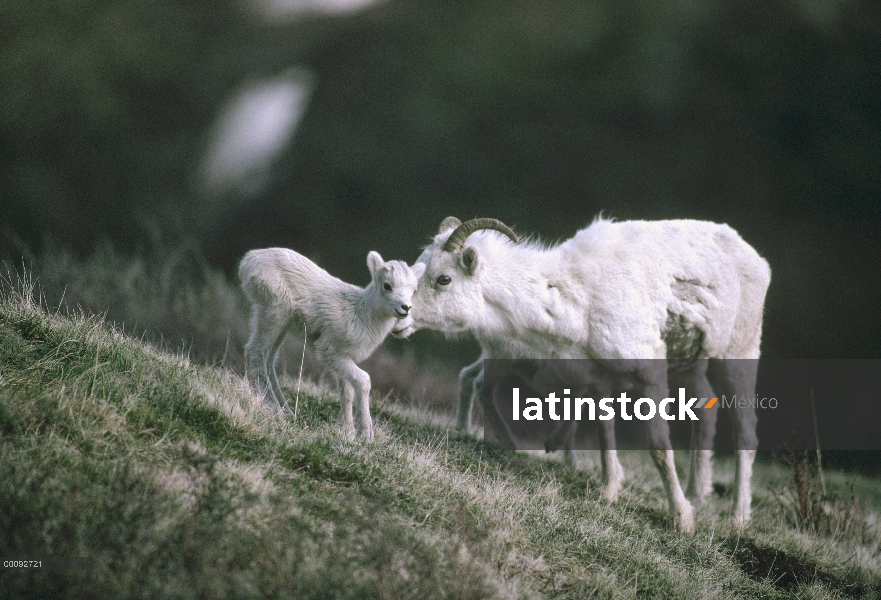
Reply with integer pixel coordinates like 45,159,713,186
239,247,425,440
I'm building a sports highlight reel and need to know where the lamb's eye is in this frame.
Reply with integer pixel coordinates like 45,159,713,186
383,283,392,291
437,275,452,286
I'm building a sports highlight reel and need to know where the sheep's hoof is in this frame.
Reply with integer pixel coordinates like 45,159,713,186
341,423,357,440
733,505,751,531
600,485,620,502
561,450,580,470
673,503,696,534
599,471,623,501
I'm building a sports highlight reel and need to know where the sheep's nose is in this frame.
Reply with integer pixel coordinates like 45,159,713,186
400,305,410,315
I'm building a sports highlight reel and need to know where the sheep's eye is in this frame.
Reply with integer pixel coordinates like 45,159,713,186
383,283,392,291
437,275,452,286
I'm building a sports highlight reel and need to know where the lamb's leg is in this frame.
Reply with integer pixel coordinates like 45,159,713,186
267,324,295,418
245,305,287,411
639,362,694,533
332,358,373,441
457,358,484,431
709,358,759,528
337,378,357,440
354,367,373,441
671,363,717,503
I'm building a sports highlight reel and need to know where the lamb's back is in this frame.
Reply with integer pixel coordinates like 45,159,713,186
239,248,351,308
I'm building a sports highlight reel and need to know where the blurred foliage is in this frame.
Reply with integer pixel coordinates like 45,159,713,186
1,0,879,360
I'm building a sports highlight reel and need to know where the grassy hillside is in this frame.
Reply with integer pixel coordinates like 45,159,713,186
1,278,880,599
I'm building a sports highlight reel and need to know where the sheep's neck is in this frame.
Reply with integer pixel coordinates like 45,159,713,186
477,248,587,353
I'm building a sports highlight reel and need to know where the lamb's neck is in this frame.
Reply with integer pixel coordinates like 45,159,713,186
350,284,395,341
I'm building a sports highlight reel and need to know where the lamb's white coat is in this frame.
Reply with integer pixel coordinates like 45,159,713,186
239,248,425,440
402,217,771,531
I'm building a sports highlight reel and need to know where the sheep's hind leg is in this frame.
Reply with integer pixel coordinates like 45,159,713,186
670,363,717,503
639,362,694,533
709,358,759,528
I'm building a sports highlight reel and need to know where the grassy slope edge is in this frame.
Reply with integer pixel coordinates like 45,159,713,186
1,282,879,599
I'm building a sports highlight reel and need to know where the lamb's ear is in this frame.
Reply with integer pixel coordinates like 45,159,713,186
411,262,426,279
460,247,479,275
367,251,384,276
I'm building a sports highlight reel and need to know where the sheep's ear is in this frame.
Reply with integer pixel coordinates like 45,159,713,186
460,247,479,275
438,216,461,234
367,251,384,275
412,262,426,279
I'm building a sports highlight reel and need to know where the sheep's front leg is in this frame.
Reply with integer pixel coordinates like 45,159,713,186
598,418,624,501
457,358,484,431
333,359,373,441
561,427,584,470
544,420,584,469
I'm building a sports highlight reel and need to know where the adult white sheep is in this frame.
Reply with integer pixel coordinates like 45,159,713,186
239,248,425,440
399,216,771,532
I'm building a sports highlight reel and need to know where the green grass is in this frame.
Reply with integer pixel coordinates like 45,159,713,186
1,275,880,599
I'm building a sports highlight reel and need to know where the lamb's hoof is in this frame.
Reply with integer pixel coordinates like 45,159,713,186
673,503,696,534
341,423,357,440
359,420,374,442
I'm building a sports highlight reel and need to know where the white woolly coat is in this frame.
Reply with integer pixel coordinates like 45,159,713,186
410,218,770,363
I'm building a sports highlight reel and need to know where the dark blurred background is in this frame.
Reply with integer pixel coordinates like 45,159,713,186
2,0,880,363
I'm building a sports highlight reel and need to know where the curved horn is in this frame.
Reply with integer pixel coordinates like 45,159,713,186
437,216,461,234
442,218,519,252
